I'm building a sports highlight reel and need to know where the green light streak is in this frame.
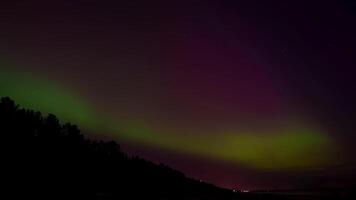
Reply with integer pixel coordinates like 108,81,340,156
0,67,104,131
114,123,335,170
0,65,337,170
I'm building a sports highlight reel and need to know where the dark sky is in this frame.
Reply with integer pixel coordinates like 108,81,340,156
1,0,356,189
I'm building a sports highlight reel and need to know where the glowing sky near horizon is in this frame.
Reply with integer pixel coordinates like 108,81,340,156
1,0,355,189
0,66,337,170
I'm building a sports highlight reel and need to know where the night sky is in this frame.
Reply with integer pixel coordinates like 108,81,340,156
1,0,356,190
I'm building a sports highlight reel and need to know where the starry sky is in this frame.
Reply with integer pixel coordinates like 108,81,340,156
1,0,356,189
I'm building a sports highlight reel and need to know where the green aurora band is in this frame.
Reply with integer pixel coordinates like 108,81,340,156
0,66,338,170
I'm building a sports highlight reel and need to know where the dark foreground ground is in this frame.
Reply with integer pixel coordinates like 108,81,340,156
2,97,355,200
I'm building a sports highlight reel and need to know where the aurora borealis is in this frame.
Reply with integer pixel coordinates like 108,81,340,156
0,66,335,170
1,0,356,189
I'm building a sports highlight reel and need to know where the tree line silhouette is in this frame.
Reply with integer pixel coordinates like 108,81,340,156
5,96,351,199
2,96,246,199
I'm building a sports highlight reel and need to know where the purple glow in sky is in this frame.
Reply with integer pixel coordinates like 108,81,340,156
1,0,356,189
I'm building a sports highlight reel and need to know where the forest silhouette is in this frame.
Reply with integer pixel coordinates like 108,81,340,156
3,96,349,199
1,97,249,199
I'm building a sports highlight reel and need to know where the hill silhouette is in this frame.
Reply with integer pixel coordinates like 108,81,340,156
1,96,253,199
6,96,349,199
